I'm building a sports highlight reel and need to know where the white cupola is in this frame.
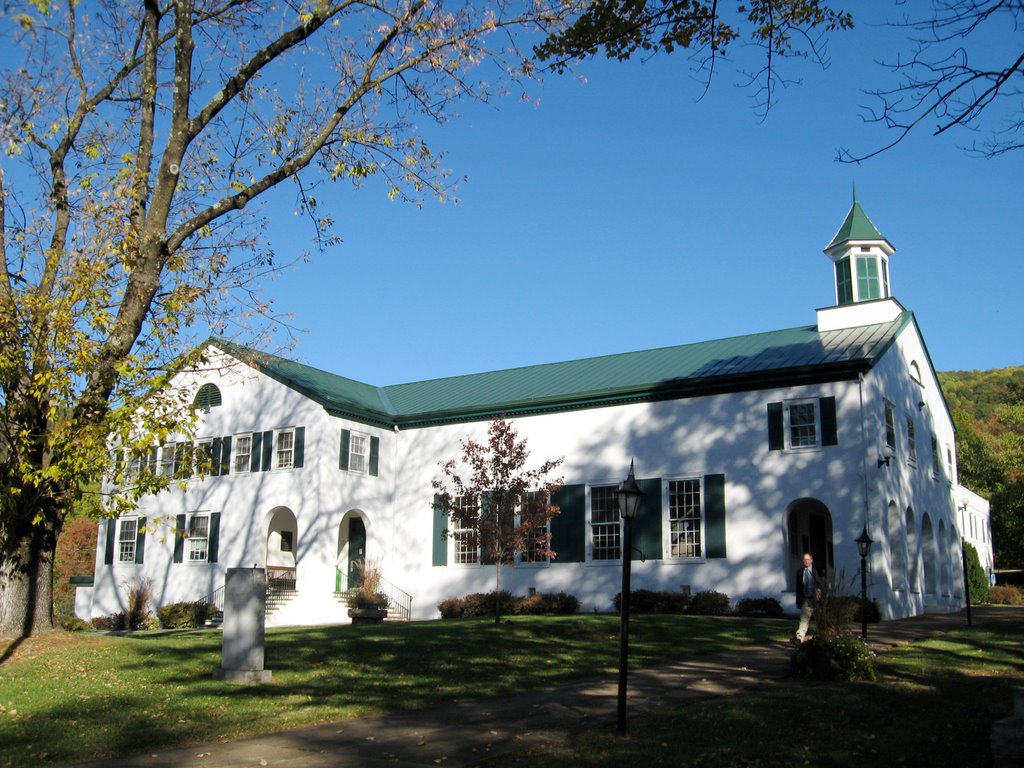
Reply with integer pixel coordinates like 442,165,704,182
817,193,905,333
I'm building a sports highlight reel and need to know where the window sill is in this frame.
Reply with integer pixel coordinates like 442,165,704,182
783,445,823,454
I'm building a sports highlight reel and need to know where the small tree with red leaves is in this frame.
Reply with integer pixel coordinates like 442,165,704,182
433,418,563,623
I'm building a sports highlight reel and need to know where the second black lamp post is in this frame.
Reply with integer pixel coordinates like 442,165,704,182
856,525,874,641
615,460,644,732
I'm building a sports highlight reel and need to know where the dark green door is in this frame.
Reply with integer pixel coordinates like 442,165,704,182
348,518,366,590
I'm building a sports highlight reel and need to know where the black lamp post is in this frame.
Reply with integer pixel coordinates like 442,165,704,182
856,525,874,641
616,460,644,732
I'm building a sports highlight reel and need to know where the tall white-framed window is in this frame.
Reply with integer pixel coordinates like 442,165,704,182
884,401,897,453
348,432,368,474
275,428,295,469
906,417,917,464
159,443,176,476
194,439,214,475
233,433,252,473
667,477,703,560
590,485,621,561
452,494,479,565
188,514,210,562
122,452,143,482
931,434,941,478
118,518,139,564
788,399,819,449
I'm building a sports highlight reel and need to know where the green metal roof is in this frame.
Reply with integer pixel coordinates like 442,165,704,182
825,199,891,251
210,311,916,428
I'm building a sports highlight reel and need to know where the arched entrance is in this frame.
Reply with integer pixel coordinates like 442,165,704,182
905,507,919,593
887,501,905,591
786,498,834,589
938,520,950,596
265,506,298,587
336,511,368,592
922,513,937,597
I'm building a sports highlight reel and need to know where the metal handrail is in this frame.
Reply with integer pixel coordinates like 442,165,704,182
335,569,412,620
199,584,224,613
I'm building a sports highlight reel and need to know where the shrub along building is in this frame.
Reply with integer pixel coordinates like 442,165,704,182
85,198,986,625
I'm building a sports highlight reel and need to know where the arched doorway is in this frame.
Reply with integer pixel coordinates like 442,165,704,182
265,506,298,587
922,513,937,597
938,520,950,596
905,507,919,593
887,501,905,591
336,511,368,592
786,498,834,589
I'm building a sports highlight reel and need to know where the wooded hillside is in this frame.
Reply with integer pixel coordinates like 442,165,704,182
939,367,1024,569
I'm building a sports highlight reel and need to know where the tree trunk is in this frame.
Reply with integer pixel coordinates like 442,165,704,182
494,562,502,624
0,503,61,637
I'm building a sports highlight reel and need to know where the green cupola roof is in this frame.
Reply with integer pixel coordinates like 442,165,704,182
825,193,892,252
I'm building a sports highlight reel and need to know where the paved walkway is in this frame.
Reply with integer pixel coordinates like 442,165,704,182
68,607,1018,768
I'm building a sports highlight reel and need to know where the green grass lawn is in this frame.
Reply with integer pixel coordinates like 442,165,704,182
487,612,1024,768
0,614,787,767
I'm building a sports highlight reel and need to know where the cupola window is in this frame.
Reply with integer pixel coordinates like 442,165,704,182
835,258,853,305
856,254,882,300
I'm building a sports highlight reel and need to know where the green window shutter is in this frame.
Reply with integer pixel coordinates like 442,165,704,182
549,484,586,563
136,517,147,565
820,396,838,446
250,432,263,473
211,437,223,476
767,402,784,451
369,436,380,477
339,429,350,470
147,446,158,474
173,513,186,563
704,474,727,559
293,427,305,468
220,436,232,475
432,494,448,567
180,443,193,479
261,430,273,471
208,512,221,563
633,478,663,561
104,519,116,565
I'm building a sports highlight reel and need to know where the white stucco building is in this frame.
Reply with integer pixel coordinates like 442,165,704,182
958,486,994,583
85,198,990,625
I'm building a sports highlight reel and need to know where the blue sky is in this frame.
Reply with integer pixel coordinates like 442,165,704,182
257,4,1022,386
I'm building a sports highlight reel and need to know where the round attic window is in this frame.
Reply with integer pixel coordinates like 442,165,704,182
193,383,222,410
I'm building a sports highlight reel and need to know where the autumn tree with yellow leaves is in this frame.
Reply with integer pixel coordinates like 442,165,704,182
0,0,587,636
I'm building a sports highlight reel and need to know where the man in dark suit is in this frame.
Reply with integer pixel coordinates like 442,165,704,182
794,552,818,642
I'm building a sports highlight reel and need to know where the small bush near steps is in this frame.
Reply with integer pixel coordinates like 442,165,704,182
792,634,878,681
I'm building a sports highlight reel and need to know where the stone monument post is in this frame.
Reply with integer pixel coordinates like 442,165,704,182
213,567,272,683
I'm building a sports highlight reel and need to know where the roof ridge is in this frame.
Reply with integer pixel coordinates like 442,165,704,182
383,323,819,390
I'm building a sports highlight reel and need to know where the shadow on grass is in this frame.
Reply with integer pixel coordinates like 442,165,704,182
486,610,1024,768
1,615,787,767
9,612,1014,768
